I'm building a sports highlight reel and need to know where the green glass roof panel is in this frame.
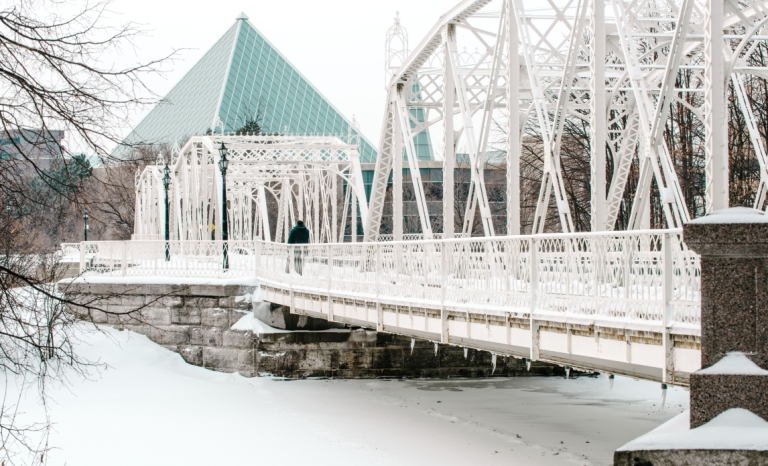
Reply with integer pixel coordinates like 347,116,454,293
218,20,378,162
117,23,239,154
117,14,382,164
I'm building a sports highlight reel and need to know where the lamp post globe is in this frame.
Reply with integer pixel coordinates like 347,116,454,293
162,163,171,261
218,142,229,270
218,142,229,172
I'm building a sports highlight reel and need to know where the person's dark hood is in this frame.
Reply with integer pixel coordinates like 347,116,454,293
293,225,308,230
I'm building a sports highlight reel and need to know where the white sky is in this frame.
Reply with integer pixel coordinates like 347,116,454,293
107,0,459,148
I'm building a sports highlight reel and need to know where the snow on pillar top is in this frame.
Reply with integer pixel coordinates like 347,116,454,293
684,207,768,257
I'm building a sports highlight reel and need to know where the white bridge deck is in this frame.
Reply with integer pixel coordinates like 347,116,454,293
69,229,701,385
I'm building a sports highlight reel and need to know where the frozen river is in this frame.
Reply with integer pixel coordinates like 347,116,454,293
18,327,688,465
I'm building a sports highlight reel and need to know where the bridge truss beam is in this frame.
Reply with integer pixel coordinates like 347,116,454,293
133,135,368,243
367,0,768,240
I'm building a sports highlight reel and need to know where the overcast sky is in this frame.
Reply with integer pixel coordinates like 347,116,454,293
106,0,457,148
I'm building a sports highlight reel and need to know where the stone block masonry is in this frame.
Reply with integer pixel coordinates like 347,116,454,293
60,280,570,379
683,208,768,428
61,281,258,375
255,331,563,378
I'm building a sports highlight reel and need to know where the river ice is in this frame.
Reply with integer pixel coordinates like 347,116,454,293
7,326,688,465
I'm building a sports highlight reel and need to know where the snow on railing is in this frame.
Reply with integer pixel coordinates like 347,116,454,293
257,229,700,326
60,243,81,254
377,233,466,241
71,229,701,325
77,240,258,278
131,234,163,241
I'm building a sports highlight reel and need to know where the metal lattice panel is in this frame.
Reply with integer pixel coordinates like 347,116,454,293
367,0,768,240
134,135,368,244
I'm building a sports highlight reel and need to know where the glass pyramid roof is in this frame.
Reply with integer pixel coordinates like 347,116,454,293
119,14,387,163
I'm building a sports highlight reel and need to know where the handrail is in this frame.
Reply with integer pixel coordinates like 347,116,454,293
66,229,701,326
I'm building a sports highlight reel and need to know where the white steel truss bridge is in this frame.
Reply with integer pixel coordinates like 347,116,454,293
371,0,768,240
133,134,368,244
71,228,701,386
90,0,768,386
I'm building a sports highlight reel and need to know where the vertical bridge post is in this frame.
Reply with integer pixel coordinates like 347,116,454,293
683,207,768,427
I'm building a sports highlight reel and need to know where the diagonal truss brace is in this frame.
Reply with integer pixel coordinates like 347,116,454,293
444,24,496,237
611,0,691,229
514,0,578,233
396,90,434,239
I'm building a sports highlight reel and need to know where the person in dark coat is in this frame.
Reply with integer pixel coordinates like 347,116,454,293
287,220,310,274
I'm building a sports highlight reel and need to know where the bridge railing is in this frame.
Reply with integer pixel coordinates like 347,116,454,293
71,229,700,327
77,240,258,278
131,234,163,241
257,229,700,327
376,233,467,241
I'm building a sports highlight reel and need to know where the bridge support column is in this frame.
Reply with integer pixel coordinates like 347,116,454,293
684,208,768,427
616,207,768,464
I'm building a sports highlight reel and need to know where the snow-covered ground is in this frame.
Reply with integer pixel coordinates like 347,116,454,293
12,326,688,465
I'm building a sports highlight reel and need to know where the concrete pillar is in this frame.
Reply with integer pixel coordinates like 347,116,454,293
683,207,768,428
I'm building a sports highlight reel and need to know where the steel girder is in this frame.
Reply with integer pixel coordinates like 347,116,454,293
366,0,768,239
134,135,367,243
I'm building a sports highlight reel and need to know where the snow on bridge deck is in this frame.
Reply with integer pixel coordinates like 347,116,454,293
68,229,701,385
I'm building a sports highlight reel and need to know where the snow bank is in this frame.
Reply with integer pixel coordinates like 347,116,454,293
231,312,291,333
618,408,768,451
688,207,768,224
11,325,688,466
697,352,768,375
61,275,259,287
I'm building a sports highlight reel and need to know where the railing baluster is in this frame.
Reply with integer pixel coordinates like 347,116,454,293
64,230,701,335
662,231,674,383
530,237,539,361
122,241,127,276
79,242,86,274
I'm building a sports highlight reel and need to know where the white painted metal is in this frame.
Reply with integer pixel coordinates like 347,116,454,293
115,0,768,386
366,0,768,237
590,0,607,231
77,228,702,384
395,94,434,238
505,0,520,236
133,135,368,243
704,0,727,213
443,25,457,238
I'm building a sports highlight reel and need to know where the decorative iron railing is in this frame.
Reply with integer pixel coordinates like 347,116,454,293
71,229,700,326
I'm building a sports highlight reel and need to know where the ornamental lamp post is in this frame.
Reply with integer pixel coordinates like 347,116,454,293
83,209,89,241
218,142,229,270
162,163,171,262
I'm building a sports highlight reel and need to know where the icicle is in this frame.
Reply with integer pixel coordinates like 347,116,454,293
661,383,668,407
410,337,415,355
491,354,497,375
564,366,571,379
525,358,531,371
434,342,439,356
609,373,615,390
463,347,468,359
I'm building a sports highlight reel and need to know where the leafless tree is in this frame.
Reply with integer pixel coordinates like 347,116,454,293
0,0,173,462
